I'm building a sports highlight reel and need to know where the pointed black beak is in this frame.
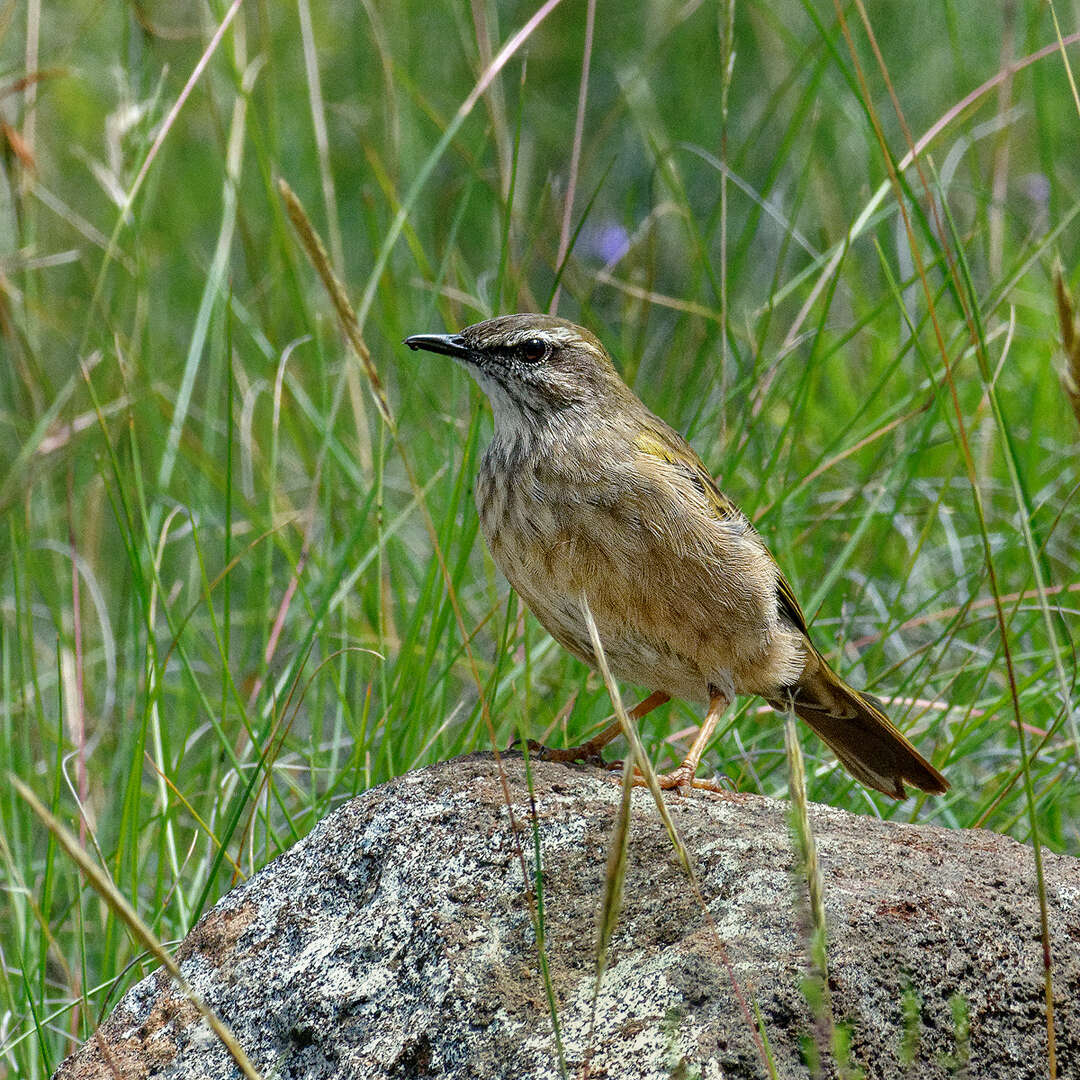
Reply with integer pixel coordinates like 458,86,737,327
403,332,471,359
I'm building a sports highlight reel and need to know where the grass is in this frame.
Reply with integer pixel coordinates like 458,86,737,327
1,0,1079,1075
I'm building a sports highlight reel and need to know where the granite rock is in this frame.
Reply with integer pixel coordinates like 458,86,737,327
53,753,1078,1079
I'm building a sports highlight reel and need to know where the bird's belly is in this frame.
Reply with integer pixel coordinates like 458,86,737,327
513,570,713,703
475,471,800,703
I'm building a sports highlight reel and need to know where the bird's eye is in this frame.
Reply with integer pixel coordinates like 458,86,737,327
520,338,548,363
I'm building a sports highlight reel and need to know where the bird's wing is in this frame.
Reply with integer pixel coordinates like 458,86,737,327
774,569,811,637
632,428,739,520
634,425,813,638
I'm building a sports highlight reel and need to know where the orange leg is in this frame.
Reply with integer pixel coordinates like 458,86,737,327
627,691,730,794
522,690,671,764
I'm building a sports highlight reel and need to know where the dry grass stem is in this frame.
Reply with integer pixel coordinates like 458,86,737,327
1054,269,1080,430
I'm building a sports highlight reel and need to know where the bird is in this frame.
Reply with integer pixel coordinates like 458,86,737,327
404,313,948,799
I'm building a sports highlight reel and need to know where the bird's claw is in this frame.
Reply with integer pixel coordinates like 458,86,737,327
508,737,607,767
608,761,730,796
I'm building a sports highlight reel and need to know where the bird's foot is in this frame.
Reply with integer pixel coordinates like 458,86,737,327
610,760,730,796
509,737,608,768
657,766,730,795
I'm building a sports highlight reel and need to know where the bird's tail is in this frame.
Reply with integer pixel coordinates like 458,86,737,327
769,649,948,799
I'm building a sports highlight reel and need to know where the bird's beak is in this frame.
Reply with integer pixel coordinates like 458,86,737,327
403,332,471,359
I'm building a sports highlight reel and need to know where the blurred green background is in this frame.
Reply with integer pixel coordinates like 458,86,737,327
1,1,1078,1070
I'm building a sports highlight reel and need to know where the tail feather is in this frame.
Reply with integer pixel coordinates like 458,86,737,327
770,651,948,800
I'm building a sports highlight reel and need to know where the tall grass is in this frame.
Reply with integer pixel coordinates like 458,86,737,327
1,1,1078,1074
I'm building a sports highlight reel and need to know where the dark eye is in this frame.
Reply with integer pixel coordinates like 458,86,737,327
520,338,548,363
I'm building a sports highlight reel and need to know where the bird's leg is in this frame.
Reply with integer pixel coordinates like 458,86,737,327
521,691,671,765
635,691,730,794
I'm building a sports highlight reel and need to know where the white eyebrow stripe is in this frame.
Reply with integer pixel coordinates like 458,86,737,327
505,326,582,346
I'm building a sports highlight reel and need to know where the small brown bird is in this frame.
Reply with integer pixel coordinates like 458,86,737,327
405,314,948,799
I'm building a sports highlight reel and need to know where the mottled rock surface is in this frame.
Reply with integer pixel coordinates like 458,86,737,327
55,753,1078,1079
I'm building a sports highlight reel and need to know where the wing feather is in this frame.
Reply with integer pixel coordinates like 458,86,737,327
634,426,813,638
633,428,738,519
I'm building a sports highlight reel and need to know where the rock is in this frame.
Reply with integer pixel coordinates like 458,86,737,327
54,753,1078,1079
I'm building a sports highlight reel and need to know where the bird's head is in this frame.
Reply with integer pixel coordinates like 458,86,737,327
405,313,631,439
